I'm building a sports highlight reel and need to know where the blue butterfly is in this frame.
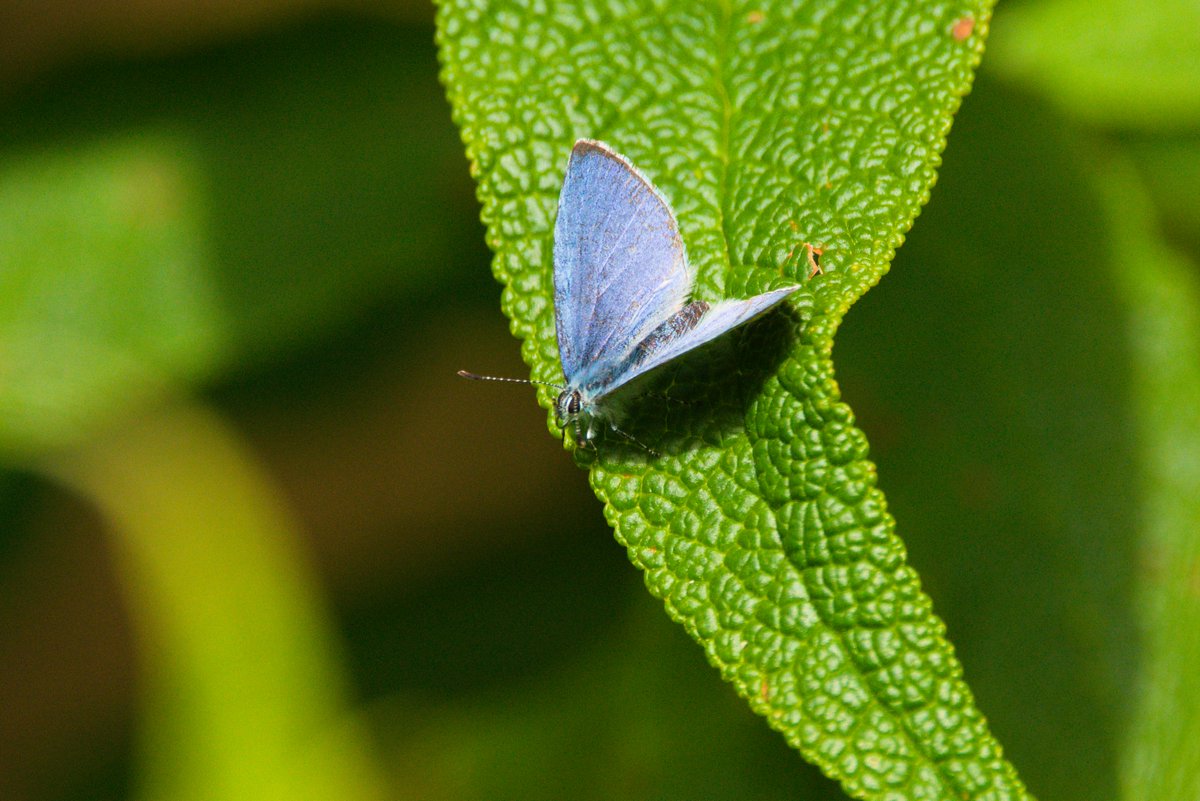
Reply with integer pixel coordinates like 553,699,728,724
462,139,801,450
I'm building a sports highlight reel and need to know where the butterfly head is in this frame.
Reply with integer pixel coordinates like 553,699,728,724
557,385,615,447
554,387,582,420
555,387,590,445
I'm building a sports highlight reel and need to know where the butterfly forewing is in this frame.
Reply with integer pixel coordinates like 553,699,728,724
553,140,692,385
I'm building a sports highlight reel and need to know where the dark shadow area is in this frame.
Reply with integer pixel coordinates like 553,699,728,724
0,474,136,801
340,512,634,698
607,301,800,459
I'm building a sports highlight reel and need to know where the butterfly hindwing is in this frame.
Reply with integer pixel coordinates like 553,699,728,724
600,285,801,397
553,140,692,386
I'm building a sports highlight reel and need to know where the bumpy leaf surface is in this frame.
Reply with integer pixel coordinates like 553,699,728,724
437,1,1030,798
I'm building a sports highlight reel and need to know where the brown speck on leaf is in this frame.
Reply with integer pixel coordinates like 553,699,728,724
952,16,975,40
747,10,765,24
788,219,799,232
805,243,824,278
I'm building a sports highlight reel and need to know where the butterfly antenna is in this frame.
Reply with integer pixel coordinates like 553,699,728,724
457,370,564,389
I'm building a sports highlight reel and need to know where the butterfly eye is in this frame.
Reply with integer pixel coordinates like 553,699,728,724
554,389,578,421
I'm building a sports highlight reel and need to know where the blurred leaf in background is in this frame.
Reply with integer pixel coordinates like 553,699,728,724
0,9,524,801
0,14,481,458
0,2,1198,801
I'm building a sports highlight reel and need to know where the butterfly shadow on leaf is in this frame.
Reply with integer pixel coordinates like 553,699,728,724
589,304,800,463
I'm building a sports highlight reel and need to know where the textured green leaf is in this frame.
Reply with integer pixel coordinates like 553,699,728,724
437,1,1030,798
989,0,1200,130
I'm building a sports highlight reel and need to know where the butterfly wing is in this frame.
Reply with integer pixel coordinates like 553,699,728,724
554,140,692,386
602,285,801,395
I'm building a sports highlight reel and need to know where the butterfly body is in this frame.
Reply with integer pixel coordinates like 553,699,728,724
552,140,801,447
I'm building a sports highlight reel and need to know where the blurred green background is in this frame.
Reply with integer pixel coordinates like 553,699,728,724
1,2,1197,800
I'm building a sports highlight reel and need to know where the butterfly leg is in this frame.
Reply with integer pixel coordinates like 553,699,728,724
607,421,661,457
641,388,694,407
